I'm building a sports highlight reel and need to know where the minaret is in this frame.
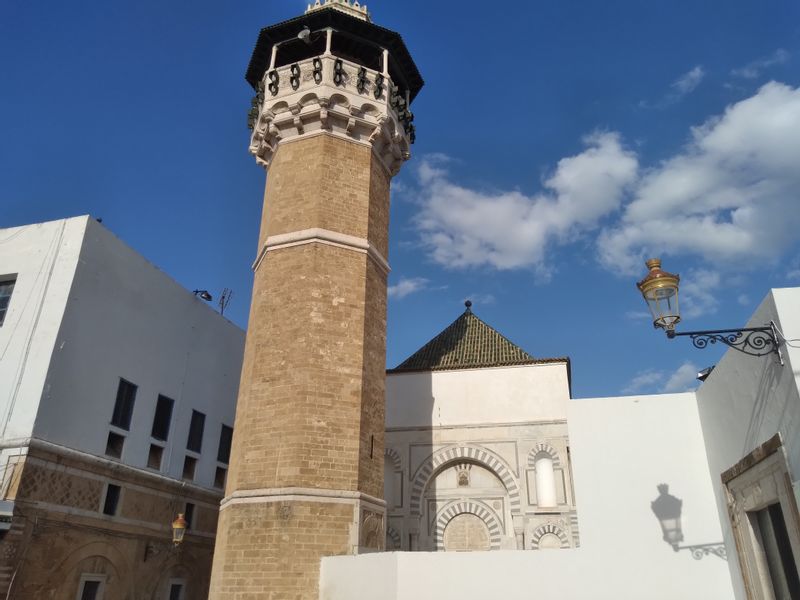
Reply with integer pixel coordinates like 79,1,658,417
208,2,423,598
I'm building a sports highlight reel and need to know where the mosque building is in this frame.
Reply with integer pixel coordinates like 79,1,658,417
0,2,798,599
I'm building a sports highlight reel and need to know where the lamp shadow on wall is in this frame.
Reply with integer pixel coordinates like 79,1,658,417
650,483,727,561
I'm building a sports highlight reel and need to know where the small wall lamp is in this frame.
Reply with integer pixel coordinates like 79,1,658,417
636,259,784,365
193,290,213,302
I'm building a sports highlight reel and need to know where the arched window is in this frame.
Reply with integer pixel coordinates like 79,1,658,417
534,451,557,507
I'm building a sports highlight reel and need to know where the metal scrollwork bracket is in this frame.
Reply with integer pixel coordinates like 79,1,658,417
667,321,784,366
673,543,728,561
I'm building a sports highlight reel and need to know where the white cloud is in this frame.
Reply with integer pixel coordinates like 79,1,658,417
622,369,664,394
672,66,705,96
732,49,790,79
413,133,638,273
737,294,751,306
622,361,700,394
640,66,705,108
410,82,800,282
661,361,700,393
599,82,800,274
388,277,429,299
680,269,721,319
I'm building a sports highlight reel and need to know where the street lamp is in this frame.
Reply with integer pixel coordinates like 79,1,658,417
172,513,188,546
636,258,784,365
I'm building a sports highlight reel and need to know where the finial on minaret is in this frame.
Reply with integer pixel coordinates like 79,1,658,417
464,300,473,312
306,0,371,22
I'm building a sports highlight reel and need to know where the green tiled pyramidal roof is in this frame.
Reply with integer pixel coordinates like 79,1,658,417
390,303,553,373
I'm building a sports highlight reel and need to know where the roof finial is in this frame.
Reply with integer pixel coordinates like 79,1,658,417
464,300,472,312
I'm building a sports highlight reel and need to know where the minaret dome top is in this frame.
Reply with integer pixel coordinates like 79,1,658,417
306,0,371,22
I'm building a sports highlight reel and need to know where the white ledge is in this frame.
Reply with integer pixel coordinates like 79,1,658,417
252,227,390,275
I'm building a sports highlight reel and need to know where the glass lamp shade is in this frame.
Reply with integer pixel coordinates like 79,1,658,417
637,258,681,331
172,513,188,545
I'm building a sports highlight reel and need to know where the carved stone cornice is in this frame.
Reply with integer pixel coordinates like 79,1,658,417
249,54,413,176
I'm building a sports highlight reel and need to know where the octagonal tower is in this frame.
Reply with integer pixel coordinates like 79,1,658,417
208,2,423,598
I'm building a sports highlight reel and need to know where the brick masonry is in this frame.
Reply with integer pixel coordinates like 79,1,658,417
0,443,219,599
208,134,392,599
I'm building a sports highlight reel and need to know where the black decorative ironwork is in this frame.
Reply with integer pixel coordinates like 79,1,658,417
247,80,266,131
312,58,323,84
357,67,368,94
673,543,727,561
373,74,384,99
267,70,279,96
667,322,783,364
333,59,345,86
290,63,301,90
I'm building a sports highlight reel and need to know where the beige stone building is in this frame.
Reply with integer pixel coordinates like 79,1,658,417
0,217,244,599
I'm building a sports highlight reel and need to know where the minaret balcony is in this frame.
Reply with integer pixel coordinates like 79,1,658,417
248,53,414,174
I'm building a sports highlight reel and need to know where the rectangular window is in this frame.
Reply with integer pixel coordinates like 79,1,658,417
0,278,16,327
147,444,164,470
186,410,206,453
102,484,121,516
110,379,137,430
182,456,197,481
151,395,174,441
105,432,125,459
217,424,233,464
169,582,184,600
77,575,105,600
184,502,195,530
214,466,227,490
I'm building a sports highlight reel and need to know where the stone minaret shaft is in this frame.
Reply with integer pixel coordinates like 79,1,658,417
209,3,422,599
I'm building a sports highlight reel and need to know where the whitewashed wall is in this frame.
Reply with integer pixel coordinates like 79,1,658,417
323,392,735,600
33,218,245,490
386,363,570,428
696,287,800,600
0,218,85,442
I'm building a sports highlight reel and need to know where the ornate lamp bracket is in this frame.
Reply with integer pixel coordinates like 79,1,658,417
666,321,784,366
672,542,728,561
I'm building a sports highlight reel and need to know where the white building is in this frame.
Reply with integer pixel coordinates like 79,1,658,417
384,304,578,552
326,287,800,600
0,216,245,600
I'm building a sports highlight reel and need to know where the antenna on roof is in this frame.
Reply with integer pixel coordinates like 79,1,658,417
219,288,233,316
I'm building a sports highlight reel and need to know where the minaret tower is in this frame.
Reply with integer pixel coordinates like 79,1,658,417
208,2,423,598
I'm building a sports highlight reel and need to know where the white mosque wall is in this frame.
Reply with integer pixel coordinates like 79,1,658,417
0,218,86,443
323,391,735,599
31,217,245,490
696,287,800,600
386,362,570,429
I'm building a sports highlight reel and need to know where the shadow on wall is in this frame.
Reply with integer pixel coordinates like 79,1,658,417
650,483,727,561
743,358,784,457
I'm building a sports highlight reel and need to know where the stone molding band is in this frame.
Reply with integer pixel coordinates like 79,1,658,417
219,486,387,511
252,227,390,275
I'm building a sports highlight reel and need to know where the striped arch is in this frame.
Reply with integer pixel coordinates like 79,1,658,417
527,443,562,468
530,523,570,549
385,526,401,550
410,445,521,516
385,447,402,472
433,500,503,550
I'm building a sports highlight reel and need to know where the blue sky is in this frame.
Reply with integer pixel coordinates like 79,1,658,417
2,1,799,397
